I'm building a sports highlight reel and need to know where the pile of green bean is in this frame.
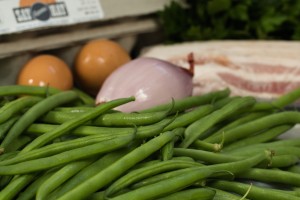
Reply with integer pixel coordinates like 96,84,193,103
0,85,300,200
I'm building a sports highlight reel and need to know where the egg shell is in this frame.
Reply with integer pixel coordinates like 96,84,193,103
17,54,73,90
74,39,131,96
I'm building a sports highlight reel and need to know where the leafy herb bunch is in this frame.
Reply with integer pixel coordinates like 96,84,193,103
159,0,300,43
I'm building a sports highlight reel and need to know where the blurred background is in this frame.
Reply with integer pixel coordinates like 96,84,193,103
1,0,299,89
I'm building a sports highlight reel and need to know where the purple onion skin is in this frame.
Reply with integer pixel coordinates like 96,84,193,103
96,57,193,112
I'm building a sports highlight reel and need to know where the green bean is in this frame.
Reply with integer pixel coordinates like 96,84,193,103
0,148,6,155
0,85,60,97
203,111,270,142
293,188,300,197
206,186,248,200
212,96,240,110
223,124,294,151
108,169,214,200
57,130,177,200
0,115,20,140
180,96,256,148
209,180,300,200
139,88,230,113
258,154,299,168
105,159,204,197
8,135,32,152
0,134,124,166
176,148,297,168
205,111,300,145
54,106,94,112
104,115,177,139
224,143,300,157
252,86,300,111
39,111,78,124
259,138,300,147
161,127,184,161
36,158,95,200
131,167,199,189
0,96,43,124
93,110,170,127
238,168,300,187
0,175,13,189
89,191,106,200
72,88,95,106
288,165,300,174
41,109,170,127
54,148,133,199
0,151,18,162
21,96,135,152
161,137,176,161
27,123,132,136
192,140,222,152
156,188,216,200
0,174,36,200
163,104,214,131
171,156,195,162
131,160,162,170
134,115,176,139
1,91,79,152
0,133,134,175
173,148,240,164
0,97,12,107
132,151,269,189
27,115,174,139
203,150,271,175
16,171,56,200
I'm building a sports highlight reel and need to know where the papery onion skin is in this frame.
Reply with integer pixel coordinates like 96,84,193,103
96,57,193,112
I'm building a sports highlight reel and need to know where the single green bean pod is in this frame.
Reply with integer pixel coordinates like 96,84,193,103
156,188,216,200
209,180,300,200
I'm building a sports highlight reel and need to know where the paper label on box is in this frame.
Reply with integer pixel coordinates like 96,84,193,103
0,0,104,35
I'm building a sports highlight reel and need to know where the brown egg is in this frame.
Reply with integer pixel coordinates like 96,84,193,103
74,39,131,96
17,54,73,90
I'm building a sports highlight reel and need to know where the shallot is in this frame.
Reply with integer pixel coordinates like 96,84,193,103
96,57,193,112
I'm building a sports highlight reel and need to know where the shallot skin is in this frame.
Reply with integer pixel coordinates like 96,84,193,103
96,57,193,112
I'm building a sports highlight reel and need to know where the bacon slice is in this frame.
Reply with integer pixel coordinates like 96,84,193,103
141,41,300,101
218,72,300,94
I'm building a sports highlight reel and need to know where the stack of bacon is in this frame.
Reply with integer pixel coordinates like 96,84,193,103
141,41,300,102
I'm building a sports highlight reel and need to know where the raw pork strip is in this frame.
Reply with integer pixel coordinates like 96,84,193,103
141,41,300,101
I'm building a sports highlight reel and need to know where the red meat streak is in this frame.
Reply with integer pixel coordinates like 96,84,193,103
218,72,300,94
170,55,300,95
